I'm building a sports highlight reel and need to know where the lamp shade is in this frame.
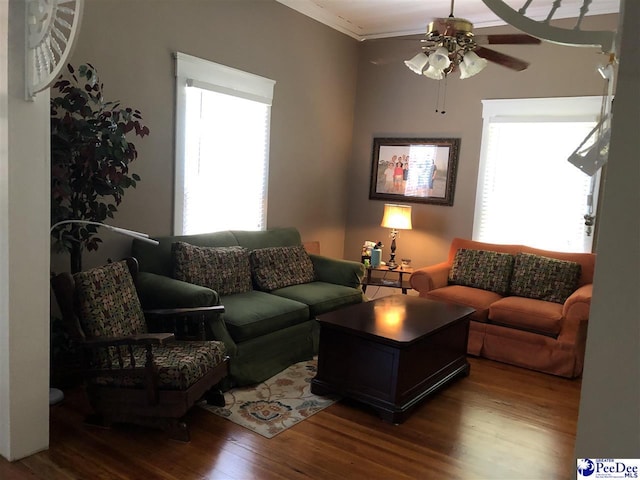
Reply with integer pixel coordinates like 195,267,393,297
404,52,429,74
458,61,471,79
428,46,452,70
423,65,444,80
380,204,413,230
461,51,488,78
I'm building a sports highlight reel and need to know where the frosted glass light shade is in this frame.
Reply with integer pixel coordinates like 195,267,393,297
423,65,444,80
428,46,452,70
380,204,413,230
459,61,471,79
462,51,488,77
404,53,429,74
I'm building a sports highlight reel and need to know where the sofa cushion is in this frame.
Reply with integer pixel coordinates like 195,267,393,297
426,285,503,323
489,296,563,337
271,281,363,316
250,245,315,291
448,248,514,295
74,260,147,338
133,230,240,277
172,242,252,296
220,290,310,343
510,252,581,304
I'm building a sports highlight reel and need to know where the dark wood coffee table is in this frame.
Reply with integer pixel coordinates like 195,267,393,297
311,295,474,423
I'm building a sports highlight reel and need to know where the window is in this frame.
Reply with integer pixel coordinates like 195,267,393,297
473,97,602,253
174,52,275,235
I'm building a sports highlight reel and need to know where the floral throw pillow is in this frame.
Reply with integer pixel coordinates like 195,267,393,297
250,245,315,291
509,252,581,304
448,248,515,295
172,242,252,296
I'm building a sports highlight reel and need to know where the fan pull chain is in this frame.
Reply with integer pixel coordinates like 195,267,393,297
435,77,449,114
441,77,448,114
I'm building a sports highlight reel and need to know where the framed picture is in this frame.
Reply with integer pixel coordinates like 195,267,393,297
369,137,461,206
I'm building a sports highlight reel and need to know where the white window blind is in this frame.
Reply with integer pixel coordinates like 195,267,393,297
174,53,275,235
474,97,602,253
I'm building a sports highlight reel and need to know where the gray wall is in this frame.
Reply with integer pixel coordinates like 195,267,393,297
345,15,619,269
54,0,359,272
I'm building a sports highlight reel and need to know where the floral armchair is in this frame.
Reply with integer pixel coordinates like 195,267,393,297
51,258,229,441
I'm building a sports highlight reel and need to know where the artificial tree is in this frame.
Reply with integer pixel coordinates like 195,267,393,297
50,63,150,273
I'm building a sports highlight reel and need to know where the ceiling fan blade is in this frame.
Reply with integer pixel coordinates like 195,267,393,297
475,46,530,71
476,34,542,45
369,56,400,66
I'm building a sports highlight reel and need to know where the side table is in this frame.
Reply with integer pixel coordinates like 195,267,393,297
362,265,413,294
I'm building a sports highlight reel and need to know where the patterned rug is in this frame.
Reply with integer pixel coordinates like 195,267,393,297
200,358,340,438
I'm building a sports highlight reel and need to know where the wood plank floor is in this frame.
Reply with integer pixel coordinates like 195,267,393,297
2,357,581,479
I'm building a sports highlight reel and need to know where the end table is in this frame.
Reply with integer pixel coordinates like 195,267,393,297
362,265,413,294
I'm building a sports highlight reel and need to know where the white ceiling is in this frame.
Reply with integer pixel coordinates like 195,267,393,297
275,0,620,41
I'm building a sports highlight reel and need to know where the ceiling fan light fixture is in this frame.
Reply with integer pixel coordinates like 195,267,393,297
404,52,429,74
402,2,537,84
423,65,444,80
461,50,488,77
428,46,452,70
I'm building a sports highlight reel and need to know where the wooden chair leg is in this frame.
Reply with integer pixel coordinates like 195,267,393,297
84,413,112,429
167,420,190,442
205,388,225,407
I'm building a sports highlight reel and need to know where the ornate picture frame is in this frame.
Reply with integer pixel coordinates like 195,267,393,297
369,137,461,206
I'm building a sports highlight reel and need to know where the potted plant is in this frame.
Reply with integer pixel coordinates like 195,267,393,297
50,63,150,273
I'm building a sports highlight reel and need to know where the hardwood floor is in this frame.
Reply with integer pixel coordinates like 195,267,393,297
2,357,581,479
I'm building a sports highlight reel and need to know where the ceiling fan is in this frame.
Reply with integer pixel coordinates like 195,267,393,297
404,0,541,80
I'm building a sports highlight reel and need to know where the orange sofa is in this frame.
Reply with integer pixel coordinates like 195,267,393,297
409,238,596,378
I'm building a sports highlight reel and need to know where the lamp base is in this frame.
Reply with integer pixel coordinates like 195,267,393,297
387,233,398,270
387,253,398,270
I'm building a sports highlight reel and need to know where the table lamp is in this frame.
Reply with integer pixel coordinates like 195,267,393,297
380,204,412,270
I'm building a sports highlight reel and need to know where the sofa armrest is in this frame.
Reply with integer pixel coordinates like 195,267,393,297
206,314,238,357
562,283,593,322
309,254,365,289
136,273,238,355
135,272,219,309
558,283,593,376
409,262,451,295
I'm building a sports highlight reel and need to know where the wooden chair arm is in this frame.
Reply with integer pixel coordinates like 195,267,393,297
82,333,175,348
144,305,225,316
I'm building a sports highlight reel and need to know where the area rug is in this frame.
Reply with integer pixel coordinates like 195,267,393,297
200,358,340,438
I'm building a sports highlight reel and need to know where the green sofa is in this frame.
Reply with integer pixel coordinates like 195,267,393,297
131,227,365,388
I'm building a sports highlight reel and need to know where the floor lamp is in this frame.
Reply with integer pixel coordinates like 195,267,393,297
48,220,159,405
